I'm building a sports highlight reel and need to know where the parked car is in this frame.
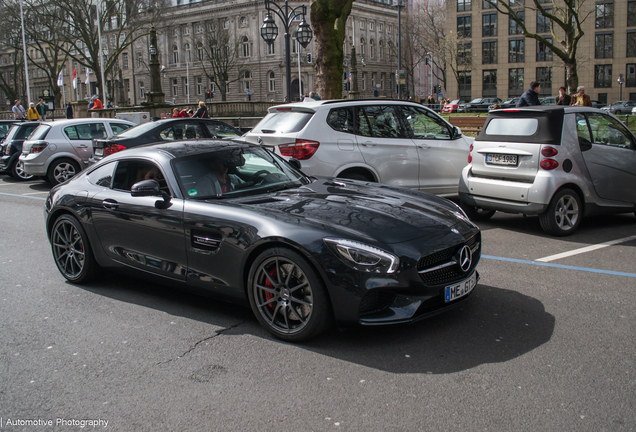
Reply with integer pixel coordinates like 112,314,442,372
591,100,607,109
601,100,636,114
442,99,466,113
239,99,473,197
90,118,241,165
0,121,41,180
488,98,519,111
20,118,134,185
459,106,636,236
541,97,556,105
45,140,482,342
464,98,502,113
0,120,18,142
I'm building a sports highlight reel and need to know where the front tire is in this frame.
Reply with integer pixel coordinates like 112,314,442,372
247,247,332,342
539,188,582,236
12,160,34,180
51,214,99,283
48,158,80,185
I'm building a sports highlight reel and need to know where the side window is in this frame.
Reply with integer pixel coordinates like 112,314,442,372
575,113,592,144
327,108,355,134
111,123,132,136
159,122,203,140
112,160,168,193
87,162,116,187
587,113,633,149
205,123,238,138
76,123,107,140
359,105,405,138
64,126,79,140
401,106,452,140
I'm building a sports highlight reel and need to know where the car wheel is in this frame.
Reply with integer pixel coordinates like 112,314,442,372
51,214,99,283
616,110,622,115
11,160,34,180
460,201,495,221
48,158,80,185
247,247,333,342
539,188,582,236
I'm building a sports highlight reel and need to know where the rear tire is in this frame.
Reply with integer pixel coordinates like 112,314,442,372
48,158,80,185
539,188,582,236
12,160,34,180
460,201,495,221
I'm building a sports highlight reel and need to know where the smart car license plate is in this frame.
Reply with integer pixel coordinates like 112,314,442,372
486,153,517,165
445,272,477,303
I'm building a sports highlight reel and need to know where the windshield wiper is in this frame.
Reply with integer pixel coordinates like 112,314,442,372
264,182,303,193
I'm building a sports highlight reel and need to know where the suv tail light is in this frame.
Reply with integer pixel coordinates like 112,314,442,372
468,143,473,163
279,139,320,160
29,142,48,154
104,144,127,155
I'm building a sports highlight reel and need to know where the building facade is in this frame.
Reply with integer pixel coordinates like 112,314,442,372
446,0,636,104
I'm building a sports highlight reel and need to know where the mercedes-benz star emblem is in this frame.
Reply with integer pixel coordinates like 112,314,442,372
458,245,472,273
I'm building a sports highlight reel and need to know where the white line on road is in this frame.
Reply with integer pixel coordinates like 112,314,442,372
22,191,49,195
536,234,636,262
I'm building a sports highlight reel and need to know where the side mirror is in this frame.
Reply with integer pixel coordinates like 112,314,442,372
288,158,302,170
131,179,162,197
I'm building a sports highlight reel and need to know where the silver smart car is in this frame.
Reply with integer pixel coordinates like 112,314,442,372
459,106,636,236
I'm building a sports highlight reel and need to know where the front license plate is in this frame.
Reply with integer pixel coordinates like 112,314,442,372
486,153,517,165
445,272,477,303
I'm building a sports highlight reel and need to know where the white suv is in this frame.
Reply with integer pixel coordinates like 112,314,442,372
240,99,473,197
20,118,133,184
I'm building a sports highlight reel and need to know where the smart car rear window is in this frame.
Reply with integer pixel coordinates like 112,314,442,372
477,108,564,145
485,118,539,136
253,111,313,133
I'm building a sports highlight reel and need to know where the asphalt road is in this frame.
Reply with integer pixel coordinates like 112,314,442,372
1,176,635,431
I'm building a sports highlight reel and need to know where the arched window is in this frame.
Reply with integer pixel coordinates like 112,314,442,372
370,39,375,58
173,45,179,64
242,36,250,57
268,71,275,92
184,43,191,62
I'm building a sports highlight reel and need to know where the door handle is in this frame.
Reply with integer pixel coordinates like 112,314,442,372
360,141,376,147
417,143,431,149
102,199,119,209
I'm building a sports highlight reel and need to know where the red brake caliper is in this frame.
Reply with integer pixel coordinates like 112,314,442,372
264,267,277,309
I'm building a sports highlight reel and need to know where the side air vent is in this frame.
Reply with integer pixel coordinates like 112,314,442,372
191,231,221,252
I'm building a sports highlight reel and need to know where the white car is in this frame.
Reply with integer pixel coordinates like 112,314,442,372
240,99,473,197
20,118,134,184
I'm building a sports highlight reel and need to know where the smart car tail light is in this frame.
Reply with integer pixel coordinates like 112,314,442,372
279,139,320,160
540,159,559,170
541,146,558,157
104,144,127,155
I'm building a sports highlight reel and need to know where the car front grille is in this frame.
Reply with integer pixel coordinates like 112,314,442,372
417,233,481,286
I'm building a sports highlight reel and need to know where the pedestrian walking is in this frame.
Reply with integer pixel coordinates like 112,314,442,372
36,98,47,121
516,81,542,107
27,102,40,121
12,100,25,120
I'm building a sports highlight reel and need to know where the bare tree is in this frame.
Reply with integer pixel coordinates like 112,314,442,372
197,20,243,102
310,0,354,99
400,8,430,99
417,0,447,93
485,0,594,93
0,27,25,103
442,31,475,99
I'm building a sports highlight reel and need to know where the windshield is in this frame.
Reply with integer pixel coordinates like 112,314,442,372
114,121,161,138
252,111,313,133
173,145,309,200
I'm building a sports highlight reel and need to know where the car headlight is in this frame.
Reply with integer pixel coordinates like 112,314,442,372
323,238,399,273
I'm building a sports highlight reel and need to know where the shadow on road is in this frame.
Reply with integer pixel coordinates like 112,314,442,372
78,274,555,374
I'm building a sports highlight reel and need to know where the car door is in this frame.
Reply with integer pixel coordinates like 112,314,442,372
89,159,187,280
64,122,108,163
400,105,469,195
577,112,636,203
354,105,420,190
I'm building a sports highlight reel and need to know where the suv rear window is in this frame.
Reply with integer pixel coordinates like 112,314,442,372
477,108,564,145
253,111,313,133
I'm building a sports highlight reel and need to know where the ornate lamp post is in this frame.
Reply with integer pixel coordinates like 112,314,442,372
261,0,313,102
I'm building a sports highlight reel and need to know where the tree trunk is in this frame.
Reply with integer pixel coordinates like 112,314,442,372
311,0,354,100
565,60,579,95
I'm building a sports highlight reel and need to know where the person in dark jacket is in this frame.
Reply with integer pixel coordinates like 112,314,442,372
516,81,542,107
556,86,571,105
192,101,209,118
66,103,73,119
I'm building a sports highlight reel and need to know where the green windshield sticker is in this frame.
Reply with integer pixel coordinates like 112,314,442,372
188,189,198,197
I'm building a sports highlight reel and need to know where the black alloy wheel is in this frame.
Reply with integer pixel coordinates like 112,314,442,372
247,247,332,342
51,215,98,283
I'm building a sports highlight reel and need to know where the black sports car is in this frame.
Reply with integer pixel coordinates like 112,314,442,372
45,140,481,341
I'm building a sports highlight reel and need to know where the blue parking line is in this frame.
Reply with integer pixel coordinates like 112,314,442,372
483,255,636,278
0,192,46,200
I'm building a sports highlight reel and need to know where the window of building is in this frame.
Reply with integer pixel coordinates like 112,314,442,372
139,82,145,99
483,40,497,64
629,1,636,26
370,22,374,31
370,39,375,58
537,38,553,61
173,46,179,64
509,39,524,62
458,0,471,11
360,21,365,29
483,69,497,96
173,78,178,96
137,52,143,68
537,8,552,33
509,12,524,35
269,71,275,92
458,15,472,38
243,71,251,91
241,16,248,27
183,26,190,35
458,42,472,65
483,13,497,37
459,71,472,99
379,40,384,59
388,25,392,33
595,2,613,29
536,66,552,92
508,68,524,97
122,53,129,70
223,20,229,29
510,0,524,5
482,0,494,9
197,42,203,61
185,43,191,62
184,77,189,96
379,23,383,32
242,37,250,57
362,72,366,91
197,77,203,95
628,32,636,56
360,38,366,57
595,33,613,59
595,64,612,88
196,24,203,34
626,64,636,87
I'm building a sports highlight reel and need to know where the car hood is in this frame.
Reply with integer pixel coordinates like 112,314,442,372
226,178,476,245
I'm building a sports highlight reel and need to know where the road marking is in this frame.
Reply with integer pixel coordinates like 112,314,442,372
0,191,46,200
22,191,49,195
536,234,636,262
483,255,636,278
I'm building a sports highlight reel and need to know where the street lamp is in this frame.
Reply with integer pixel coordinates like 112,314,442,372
618,73,624,101
261,0,312,102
